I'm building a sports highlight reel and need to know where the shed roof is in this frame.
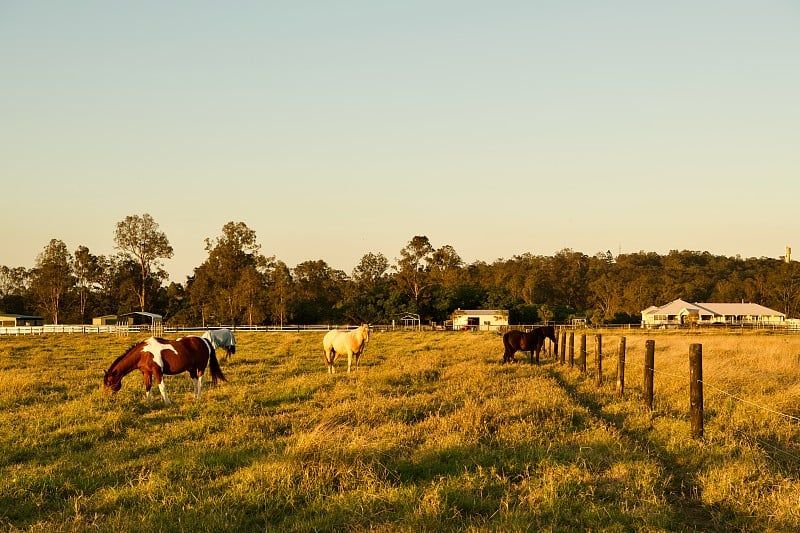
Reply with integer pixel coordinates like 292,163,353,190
119,311,162,319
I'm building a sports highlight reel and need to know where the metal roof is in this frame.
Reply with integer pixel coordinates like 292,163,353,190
642,299,784,317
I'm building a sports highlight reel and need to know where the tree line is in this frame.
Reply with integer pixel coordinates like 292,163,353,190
2,214,799,326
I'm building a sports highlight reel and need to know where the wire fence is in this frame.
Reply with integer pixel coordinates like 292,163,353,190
547,331,800,465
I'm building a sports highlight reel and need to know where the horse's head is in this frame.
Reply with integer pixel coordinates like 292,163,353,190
102,369,122,394
361,324,370,343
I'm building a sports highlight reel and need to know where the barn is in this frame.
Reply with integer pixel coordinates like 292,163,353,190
451,309,509,332
641,299,785,328
0,314,44,327
92,315,118,326
117,311,164,335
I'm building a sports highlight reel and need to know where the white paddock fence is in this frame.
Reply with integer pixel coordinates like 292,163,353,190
0,324,381,336
2,322,800,337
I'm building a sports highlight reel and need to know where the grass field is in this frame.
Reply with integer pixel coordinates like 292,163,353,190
1,330,799,532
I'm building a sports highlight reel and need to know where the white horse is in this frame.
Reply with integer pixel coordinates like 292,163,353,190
201,328,237,361
322,324,370,374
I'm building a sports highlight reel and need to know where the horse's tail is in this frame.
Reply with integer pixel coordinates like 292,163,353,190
502,332,512,351
208,348,227,385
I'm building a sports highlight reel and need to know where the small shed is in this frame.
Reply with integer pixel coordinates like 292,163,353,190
451,309,509,332
118,312,164,336
397,312,421,330
92,315,118,326
0,314,44,327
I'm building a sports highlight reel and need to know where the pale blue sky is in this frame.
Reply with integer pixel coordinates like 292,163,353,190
2,1,799,282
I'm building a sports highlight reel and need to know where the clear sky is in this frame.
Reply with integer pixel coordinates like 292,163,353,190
2,1,799,282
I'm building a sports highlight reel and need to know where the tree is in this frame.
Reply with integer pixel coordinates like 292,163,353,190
266,260,294,326
429,244,463,287
768,261,800,317
190,221,270,325
237,261,269,326
292,260,347,323
114,214,173,311
0,265,30,314
344,252,392,323
73,245,102,323
393,236,434,312
29,239,74,324
352,252,389,287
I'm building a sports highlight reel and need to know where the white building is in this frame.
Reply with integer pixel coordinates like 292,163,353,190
641,299,785,328
451,309,509,331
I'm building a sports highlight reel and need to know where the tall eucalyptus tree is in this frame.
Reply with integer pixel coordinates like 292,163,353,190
114,213,173,312
29,239,74,324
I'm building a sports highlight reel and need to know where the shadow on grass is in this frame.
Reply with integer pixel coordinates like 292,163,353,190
543,365,764,531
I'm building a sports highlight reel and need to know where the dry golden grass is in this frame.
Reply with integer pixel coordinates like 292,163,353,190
0,329,798,531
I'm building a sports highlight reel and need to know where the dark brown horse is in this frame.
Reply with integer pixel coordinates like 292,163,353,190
502,326,558,364
103,336,226,405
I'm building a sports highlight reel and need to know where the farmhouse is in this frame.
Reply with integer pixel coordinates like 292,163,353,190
641,299,785,328
451,309,509,332
0,314,44,327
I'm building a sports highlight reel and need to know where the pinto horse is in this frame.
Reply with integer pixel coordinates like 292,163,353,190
202,328,236,360
322,324,370,373
502,326,558,364
103,336,226,405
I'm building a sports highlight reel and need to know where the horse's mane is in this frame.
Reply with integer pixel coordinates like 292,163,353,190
108,339,147,368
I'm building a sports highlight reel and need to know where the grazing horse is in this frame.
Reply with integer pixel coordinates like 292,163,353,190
322,324,370,374
202,328,237,360
102,336,226,405
502,326,558,364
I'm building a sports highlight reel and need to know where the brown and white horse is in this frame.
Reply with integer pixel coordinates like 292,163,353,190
103,336,226,405
322,324,370,373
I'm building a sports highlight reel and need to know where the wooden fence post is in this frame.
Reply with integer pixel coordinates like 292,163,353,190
568,331,575,367
595,334,603,386
689,343,704,439
617,336,626,397
580,334,587,374
644,340,655,412
560,330,566,364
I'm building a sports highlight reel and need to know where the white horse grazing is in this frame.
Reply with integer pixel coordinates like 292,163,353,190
201,328,237,360
322,324,370,374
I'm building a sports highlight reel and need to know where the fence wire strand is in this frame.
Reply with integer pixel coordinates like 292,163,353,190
573,343,800,466
612,351,800,424
698,379,800,423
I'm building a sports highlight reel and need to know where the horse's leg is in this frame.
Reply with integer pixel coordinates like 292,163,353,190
194,373,204,399
325,348,335,373
153,368,171,405
346,350,353,372
190,369,202,398
142,371,153,403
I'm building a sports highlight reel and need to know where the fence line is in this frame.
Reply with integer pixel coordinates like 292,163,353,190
699,380,800,423
625,352,800,424
553,333,800,447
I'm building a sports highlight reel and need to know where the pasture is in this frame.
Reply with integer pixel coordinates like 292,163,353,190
1,330,799,531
